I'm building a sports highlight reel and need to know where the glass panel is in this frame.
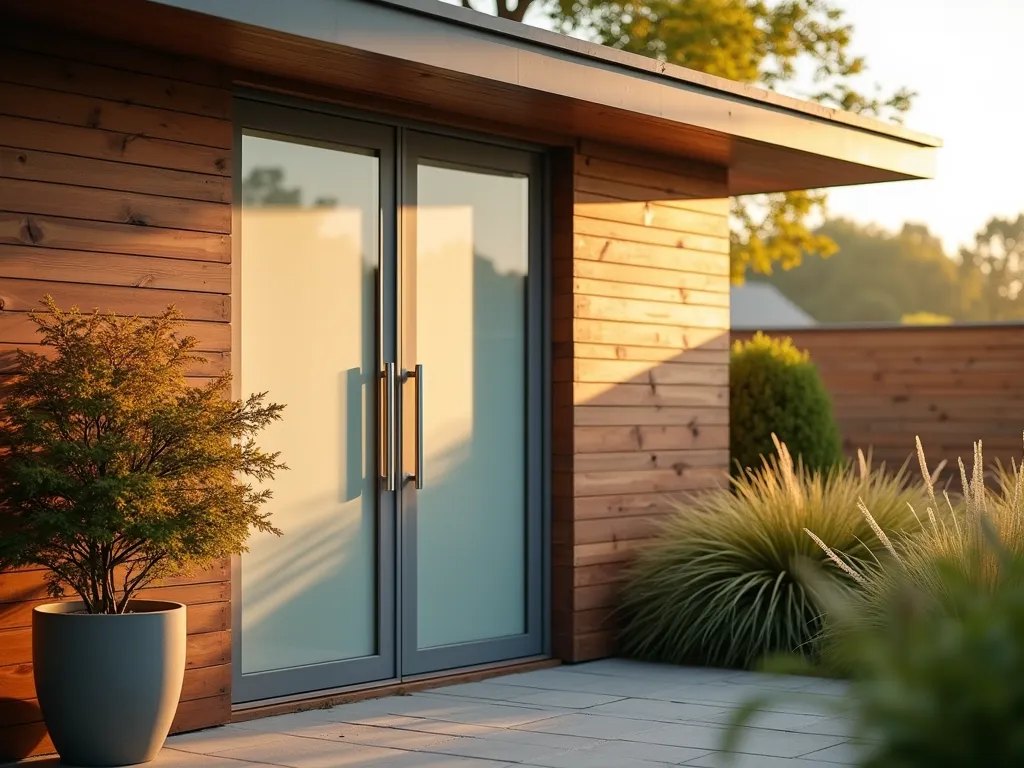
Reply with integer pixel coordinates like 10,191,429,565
240,133,379,674
414,161,529,649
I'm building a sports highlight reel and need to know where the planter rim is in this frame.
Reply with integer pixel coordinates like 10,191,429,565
33,600,186,617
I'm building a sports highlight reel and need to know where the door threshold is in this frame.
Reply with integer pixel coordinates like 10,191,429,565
230,656,559,723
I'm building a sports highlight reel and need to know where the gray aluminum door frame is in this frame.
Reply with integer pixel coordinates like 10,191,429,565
398,130,545,676
232,98,399,704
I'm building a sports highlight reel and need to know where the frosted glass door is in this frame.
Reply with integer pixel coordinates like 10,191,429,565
235,102,396,703
400,133,543,674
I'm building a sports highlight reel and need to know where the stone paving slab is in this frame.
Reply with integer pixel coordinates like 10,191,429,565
19,660,857,767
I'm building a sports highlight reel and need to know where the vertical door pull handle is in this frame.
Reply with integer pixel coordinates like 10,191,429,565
382,362,396,492
405,364,424,489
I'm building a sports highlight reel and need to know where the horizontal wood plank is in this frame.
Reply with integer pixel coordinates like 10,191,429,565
570,277,728,307
573,358,729,386
0,278,229,321
171,694,230,734
0,562,230,604
0,177,230,234
558,255,731,293
574,465,729,496
573,405,729,428
0,146,229,203
0,313,230,349
0,603,229,667
0,582,231,631
573,382,727,408
187,630,231,670
0,245,231,293
574,295,729,330
575,216,729,255
0,114,230,176
573,425,730,453
0,82,232,149
573,174,728,215
567,342,727,365
0,212,230,262
570,318,729,350
574,199,729,239
573,448,730,474
575,234,729,276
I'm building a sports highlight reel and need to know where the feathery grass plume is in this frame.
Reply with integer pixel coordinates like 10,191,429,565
810,436,1024,673
726,526,1024,767
617,436,922,669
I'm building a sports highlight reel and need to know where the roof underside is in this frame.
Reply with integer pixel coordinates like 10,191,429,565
0,0,940,195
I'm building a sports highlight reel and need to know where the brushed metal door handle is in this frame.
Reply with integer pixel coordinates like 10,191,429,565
404,364,424,490
382,362,396,492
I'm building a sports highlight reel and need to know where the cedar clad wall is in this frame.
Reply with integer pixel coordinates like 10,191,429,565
552,143,732,662
732,326,1024,475
0,29,233,760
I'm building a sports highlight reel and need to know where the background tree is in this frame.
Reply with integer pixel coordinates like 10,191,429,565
459,0,915,281
241,167,302,207
957,214,1024,321
759,218,959,323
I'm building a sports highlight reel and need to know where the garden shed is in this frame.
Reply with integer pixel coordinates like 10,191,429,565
0,0,939,757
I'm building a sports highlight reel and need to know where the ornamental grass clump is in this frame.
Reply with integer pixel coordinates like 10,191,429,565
617,436,924,669
0,297,286,615
727,438,1024,767
812,437,1024,672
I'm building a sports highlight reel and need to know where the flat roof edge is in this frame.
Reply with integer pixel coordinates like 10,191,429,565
370,0,942,149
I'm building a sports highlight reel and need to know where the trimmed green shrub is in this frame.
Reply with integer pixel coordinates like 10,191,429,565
730,332,842,475
617,437,922,669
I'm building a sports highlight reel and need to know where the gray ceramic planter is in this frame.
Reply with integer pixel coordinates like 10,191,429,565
33,600,187,767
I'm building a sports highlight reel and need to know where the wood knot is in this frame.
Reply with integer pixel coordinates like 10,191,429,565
0,298,6,311
632,425,644,449
134,274,155,288
22,217,43,245
124,210,149,227
16,153,27,164
120,134,140,154
86,107,102,129
214,157,227,172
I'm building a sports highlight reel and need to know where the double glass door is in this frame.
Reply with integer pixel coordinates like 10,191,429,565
233,99,543,703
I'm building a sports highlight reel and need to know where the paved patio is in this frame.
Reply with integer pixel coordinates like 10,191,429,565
64,660,865,767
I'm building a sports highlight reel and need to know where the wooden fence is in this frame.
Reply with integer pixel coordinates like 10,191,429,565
732,325,1024,479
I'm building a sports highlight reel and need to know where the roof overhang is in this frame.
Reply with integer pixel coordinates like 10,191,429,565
0,0,941,195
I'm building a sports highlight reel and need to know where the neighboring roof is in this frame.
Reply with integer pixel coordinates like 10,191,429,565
731,283,816,330
1,0,941,194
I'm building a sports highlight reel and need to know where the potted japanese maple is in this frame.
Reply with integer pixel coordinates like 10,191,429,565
0,297,285,766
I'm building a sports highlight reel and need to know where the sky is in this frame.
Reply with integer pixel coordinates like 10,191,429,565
816,0,1024,256
445,0,1024,257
